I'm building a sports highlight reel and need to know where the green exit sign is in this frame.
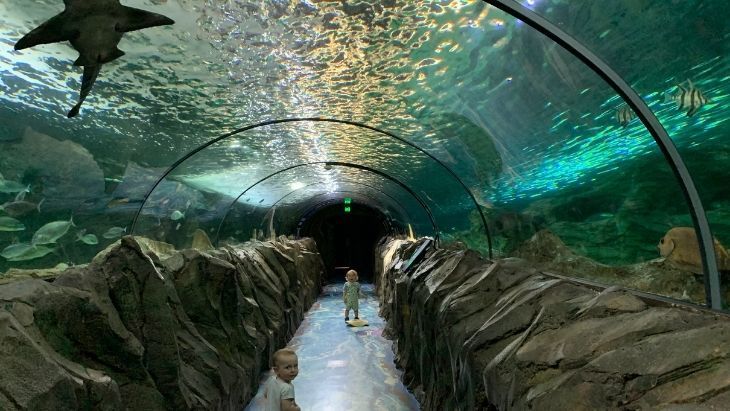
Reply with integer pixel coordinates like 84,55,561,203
344,197,352,204
344,206,351,213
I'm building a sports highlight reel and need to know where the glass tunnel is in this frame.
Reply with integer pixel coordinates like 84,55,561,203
1,0,729,379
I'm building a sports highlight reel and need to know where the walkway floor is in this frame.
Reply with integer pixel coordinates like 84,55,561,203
244,283,420,411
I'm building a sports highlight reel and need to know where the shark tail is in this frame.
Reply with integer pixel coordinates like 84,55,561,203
68,65,101,118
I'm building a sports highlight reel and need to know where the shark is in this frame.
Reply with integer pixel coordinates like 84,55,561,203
14,0,174,117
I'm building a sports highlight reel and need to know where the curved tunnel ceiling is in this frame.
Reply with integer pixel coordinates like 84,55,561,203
129,120,490,252
211,160,439,245
0,1,727,308
242,180,423,236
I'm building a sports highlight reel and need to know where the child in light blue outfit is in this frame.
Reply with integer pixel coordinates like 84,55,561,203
263,348,300,411
343,269,363,321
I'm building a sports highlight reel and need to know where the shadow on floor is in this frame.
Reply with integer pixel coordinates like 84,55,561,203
244,283,420,411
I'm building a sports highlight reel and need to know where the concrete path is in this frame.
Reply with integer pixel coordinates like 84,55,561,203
245,283,420,411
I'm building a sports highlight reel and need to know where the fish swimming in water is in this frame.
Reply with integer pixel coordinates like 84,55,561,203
170,210,185,220
106,197,130,208
32,217,75,245
0,216,26,232
615,104,635,128
102,226,126,239
664,79,709,117
13,0,175,117
0,179,29,194
0,198,44,218
657,227,730,274
470,186,493,209
1,243,55,261
76,229,99,245
191,228,214,251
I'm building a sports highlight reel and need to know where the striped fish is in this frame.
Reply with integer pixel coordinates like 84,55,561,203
666,79,709,117
615,104,635,127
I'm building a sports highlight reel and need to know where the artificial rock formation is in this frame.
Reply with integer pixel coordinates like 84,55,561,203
376,237,730,410
0,235,323,410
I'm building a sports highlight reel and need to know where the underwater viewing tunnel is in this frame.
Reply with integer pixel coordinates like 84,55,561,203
0,0,729,410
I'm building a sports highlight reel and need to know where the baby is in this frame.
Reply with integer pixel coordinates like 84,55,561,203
263,348,300,411
343,269,362,322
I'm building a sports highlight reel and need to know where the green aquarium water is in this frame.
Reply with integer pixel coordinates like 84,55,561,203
0,1,728,307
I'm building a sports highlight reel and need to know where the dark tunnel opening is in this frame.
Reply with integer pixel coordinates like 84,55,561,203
299,202,391,283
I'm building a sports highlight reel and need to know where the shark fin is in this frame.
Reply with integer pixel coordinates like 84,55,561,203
100,48,125,64
67,65,101,118
73,55,92,66
15,14,78,50
115,7,174,33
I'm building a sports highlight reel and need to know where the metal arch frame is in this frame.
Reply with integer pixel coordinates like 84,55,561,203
485,0,722,309
214,161,438,246
262,180,416,227
129,118,493,258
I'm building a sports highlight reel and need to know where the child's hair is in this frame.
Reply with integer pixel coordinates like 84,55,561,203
272,348,297,367
346,269,358,277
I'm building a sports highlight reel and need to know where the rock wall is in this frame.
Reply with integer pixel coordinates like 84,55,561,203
0,235,323,410
376,237,730,410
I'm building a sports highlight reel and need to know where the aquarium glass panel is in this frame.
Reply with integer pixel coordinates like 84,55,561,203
1,0,726,308
530,0,730,307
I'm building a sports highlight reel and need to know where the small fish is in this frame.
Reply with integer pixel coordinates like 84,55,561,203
170,210,185,220
0,179,28,194
1,243,33,260
0,198,43,218
13,185,31,202
658,226,730,273
1,242,54,261
107,197,130,208
191,228,214,251
32,217,74,244
102,226,126,239
615,104,635,127
665,79,709,117
76,229,98,245
470,187,493,208
0,216,25,231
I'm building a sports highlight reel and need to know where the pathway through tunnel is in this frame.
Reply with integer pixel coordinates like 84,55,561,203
299,202,392,283
244,283,420,411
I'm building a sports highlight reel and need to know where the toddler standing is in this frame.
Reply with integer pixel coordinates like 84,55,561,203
343,269,362,322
